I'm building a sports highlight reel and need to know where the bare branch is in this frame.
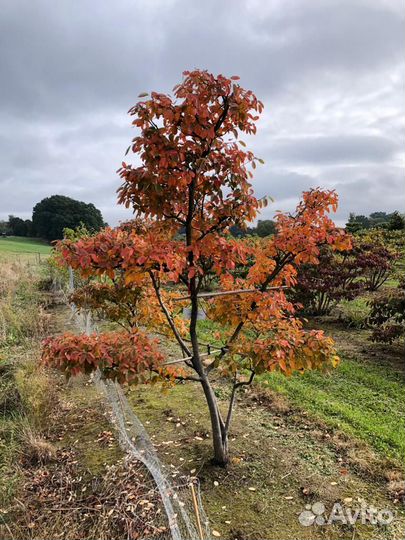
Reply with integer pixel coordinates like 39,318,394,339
149,271,192,357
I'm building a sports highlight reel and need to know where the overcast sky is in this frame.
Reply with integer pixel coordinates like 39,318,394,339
1,0,404,226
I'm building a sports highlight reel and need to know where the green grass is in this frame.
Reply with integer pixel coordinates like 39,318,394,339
0,236,51,255
336,296,370,327
258,357,405,461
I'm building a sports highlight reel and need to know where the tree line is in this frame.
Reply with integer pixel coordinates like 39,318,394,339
0,195,105,242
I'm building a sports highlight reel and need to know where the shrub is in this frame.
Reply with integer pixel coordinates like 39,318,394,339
368,281,405,344
293,232,400,315
292,246,363,315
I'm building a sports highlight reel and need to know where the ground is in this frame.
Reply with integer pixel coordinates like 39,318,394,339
0,236,51,255
1,249,404,539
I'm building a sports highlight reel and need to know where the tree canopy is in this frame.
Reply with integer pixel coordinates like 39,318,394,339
32,195,104,241
346,211,405,233
43,70,350,466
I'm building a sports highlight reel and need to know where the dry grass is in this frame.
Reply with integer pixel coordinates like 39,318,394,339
18,428,57,466
3,451,169,540
14,354,58,428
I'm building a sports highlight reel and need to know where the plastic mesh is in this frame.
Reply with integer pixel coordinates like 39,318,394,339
63,269,210,540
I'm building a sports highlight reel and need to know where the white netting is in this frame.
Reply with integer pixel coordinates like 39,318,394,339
62,268,210,540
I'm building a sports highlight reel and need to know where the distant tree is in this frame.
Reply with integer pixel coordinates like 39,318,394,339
0,220,9,235
346,211,404,232
346,213,370,233
229,224,247,237
32,195,104,241
387,211,405,231
8,215,28,236
230,220,276,238
24,219,33,237
368,212,388,226
254,219,276,237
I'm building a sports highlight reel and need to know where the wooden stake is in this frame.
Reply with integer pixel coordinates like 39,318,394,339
190,482,204,540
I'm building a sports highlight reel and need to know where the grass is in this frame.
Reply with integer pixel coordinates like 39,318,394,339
258,355,405,462
335,296,370,327
196,316,405,463
0,236,51,255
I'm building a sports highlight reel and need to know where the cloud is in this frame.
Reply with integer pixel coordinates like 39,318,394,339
0,0,403,226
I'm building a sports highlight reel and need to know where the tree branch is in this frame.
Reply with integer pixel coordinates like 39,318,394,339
224,369,255,434
149,271,191,357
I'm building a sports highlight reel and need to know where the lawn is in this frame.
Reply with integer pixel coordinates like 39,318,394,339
0,236,51,255
259,355,405,462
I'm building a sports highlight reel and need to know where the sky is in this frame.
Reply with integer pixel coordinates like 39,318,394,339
0,0,404,227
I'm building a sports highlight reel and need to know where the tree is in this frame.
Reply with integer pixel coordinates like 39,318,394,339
32,195,104,241
292,245,363,315
346,211,404,233
42,70,350,466
346,213,370,233
24,219,33,237
8,215,29,236
387,211,405,231
250,219,276,237
0,221,7,235
293,232,399,314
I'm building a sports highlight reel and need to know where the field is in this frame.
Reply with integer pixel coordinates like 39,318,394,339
0,241,404,540
0,236,51,255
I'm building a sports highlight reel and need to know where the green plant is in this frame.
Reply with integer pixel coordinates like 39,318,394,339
337,297,370,328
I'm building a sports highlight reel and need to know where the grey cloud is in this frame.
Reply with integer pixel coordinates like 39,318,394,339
269,134,399,165
0,0,403,226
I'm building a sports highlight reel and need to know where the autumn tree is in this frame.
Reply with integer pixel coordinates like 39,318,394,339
42,70,350,466
292,245,363,315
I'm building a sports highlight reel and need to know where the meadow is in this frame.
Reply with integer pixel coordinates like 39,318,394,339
0,236,51,255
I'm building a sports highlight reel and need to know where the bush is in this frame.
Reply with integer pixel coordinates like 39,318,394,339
293,232,400,315
368,281,405,344
292,246,363,315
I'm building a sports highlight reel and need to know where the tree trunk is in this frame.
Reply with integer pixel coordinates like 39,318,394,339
200,376,229,466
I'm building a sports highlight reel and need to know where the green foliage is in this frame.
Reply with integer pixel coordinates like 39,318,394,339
387,211,405,231
32,195,104,242
228,220,276,238
336,297,370,328
249,219,276,237
346,211,405,233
